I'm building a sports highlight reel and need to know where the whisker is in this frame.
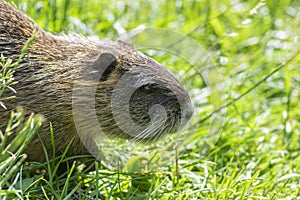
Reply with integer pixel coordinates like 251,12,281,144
132,116,165,143
134,120,161,142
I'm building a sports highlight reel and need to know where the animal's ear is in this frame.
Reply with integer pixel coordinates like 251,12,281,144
93,53,117,82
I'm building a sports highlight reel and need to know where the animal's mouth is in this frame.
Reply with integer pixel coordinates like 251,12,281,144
127,94,194,143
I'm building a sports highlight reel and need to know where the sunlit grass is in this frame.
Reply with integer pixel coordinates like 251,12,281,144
1,0,300,199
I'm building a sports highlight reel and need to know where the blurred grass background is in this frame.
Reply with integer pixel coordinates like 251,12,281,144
1,0,300,199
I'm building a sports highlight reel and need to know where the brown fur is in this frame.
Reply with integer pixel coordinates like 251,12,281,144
0,0,193,161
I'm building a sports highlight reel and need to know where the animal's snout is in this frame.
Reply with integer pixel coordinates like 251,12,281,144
182,102,194,122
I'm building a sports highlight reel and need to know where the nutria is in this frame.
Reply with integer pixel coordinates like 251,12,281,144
0,0,193,162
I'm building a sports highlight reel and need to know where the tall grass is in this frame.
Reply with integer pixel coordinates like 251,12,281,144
1,0,300,199
0,57,44,199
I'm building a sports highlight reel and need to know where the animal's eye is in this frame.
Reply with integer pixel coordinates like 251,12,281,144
141,84,157,92
143,85,151,91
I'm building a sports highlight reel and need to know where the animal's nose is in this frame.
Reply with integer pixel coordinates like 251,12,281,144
184,103,194,121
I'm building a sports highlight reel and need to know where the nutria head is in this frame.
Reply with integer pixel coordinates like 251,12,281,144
0,0,193,160
72,41,193,146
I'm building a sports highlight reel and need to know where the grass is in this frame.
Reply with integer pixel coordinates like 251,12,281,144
1,0,300,199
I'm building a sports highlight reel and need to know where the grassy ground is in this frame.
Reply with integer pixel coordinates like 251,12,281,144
1,0,300,199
